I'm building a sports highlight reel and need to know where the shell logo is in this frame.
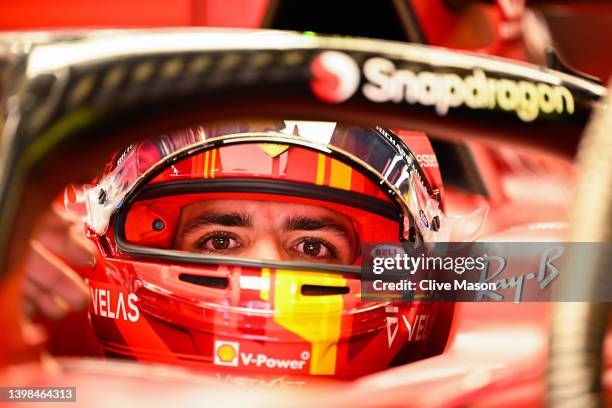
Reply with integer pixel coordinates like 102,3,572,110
214,340,239,367
217,344,236,362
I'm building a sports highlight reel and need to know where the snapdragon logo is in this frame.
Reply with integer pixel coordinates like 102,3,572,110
309,51,575,122
310,51,360,103
362,58,574,122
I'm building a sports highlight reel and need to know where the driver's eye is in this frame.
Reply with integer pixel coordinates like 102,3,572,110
196,232,240,251
294,238,335,259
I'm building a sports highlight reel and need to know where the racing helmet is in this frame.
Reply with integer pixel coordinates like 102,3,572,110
65,120,450,380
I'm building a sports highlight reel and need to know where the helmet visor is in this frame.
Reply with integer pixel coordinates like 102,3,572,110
66,121,442,243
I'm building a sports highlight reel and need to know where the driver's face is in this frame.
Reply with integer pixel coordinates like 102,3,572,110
174,199,358,264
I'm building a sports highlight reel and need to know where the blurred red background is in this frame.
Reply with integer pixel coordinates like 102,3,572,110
0,0,609,80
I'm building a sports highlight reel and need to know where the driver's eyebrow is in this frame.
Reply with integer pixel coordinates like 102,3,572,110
182,212,252,235
283,216,354,241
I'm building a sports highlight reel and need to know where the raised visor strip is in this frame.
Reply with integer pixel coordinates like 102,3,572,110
179,273,229,289
301,284,350,296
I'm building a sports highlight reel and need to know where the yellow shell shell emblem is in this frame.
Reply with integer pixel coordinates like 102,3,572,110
216,343,237,363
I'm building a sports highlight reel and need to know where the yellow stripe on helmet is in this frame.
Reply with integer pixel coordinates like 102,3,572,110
329,159,352,191
316,154,326,186
271,269,346,375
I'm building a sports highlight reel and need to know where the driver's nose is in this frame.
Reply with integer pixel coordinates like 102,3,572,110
243,237,288,261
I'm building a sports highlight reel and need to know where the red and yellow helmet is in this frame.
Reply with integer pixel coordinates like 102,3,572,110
66,120,451,381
